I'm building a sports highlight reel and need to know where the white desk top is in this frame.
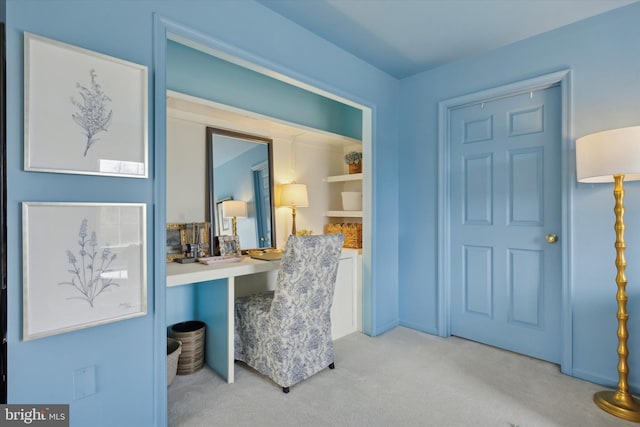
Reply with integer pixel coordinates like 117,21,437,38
166,256,280,287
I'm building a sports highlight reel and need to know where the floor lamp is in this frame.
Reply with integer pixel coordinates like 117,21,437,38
576,126,640,422
279,183,308,236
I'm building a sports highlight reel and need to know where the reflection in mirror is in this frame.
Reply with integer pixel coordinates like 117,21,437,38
206,127,275,253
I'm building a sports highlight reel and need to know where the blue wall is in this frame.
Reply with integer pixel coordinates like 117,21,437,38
398,2,640,391
166,285,196,329
8,0,639,423
5,1,398,425
168,40,363,140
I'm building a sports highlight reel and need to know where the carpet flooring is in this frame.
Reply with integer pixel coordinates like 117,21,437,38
168,326,636,426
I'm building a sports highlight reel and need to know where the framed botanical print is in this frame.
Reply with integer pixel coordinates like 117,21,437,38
22,202,147,340
24,32,148,178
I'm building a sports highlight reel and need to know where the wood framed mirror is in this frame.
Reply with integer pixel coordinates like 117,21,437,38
206,127,275,253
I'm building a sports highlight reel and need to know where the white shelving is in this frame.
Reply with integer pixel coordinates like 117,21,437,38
325,172,363,218
325,173,363,183
326,210,363,218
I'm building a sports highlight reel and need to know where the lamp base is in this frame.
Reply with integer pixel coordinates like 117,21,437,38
594,390,640,422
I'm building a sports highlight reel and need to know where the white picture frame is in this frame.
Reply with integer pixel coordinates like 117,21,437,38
22,202,147,340
24,32,148,178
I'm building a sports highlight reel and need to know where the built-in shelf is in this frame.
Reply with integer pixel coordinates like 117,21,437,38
326,173,363,217
326,210,363,218
325,173,363,183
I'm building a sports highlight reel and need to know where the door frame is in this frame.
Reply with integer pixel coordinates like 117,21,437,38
0,22,6,403
153,14,375,425
436,70,573,374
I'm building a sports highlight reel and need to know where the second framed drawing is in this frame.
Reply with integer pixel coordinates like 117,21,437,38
22,202,147,340
24,32,148,178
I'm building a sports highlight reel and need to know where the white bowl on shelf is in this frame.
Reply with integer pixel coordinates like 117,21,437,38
341,192,362,211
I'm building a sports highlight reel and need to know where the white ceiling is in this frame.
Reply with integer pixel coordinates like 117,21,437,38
258,0,637,79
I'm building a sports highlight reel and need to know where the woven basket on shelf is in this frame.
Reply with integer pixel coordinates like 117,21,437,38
325,223,362,249
348,162,362,174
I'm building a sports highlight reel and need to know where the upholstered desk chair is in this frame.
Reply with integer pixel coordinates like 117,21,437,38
234,233,344,393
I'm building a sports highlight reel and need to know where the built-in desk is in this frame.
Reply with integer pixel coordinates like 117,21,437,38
167,257,279,287
167,257,280,383
166,249,360,384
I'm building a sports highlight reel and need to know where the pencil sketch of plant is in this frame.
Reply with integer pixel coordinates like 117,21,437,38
59,219,118,307
70,69,113,156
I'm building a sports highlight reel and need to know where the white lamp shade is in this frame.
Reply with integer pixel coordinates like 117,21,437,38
222,200,247,218
576,126,640,183
280,183,309,207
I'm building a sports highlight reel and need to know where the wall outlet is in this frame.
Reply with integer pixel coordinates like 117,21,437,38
73,366,96,400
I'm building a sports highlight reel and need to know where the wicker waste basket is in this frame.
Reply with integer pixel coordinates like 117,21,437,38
170,321,206,375
167,338,182,386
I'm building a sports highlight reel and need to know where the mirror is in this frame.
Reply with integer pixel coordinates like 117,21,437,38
206,127,275,253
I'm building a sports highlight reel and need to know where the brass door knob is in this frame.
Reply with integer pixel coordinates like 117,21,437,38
546,234,558,244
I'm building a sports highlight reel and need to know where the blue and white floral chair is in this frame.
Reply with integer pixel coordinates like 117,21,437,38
234,234,344,393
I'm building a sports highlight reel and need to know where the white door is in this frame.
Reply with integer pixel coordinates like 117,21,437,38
450,86,562,363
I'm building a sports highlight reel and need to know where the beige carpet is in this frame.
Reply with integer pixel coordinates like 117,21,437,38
168,326,636,426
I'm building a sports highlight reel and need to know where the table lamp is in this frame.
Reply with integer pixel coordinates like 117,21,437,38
222,200,247,237
280,183,308,236
576,126,640,422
